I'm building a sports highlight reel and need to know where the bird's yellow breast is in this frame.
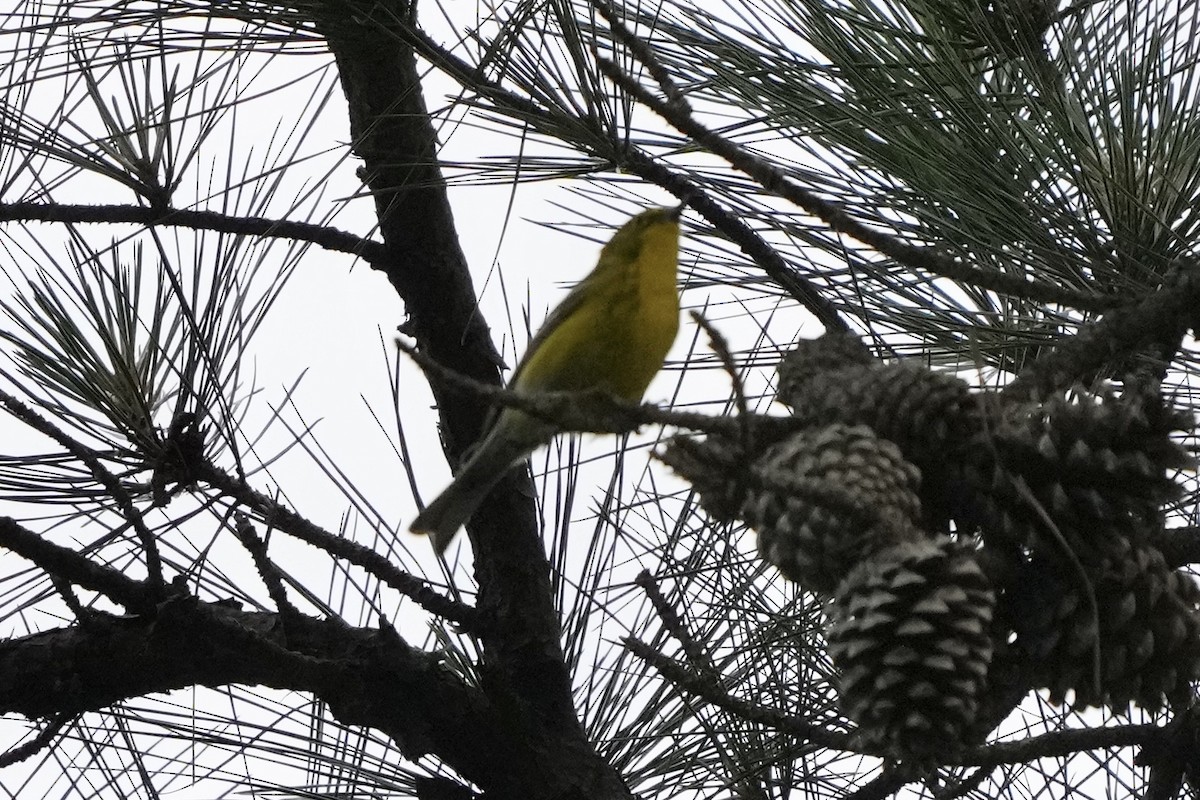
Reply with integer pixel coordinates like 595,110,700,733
515,218,680,400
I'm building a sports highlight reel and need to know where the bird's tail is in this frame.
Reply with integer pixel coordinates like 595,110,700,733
410,417,540,554
410,479,494,555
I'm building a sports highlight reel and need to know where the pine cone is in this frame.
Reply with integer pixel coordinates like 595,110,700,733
777,353,981,469
827,535,996,762
961,379,1191,557
776,331,875,401
775,335,985,534
1002,383,1186,510
1009,540,1200,711
744,424,924,594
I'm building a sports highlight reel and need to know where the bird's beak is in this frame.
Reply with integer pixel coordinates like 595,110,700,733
669,203,686,221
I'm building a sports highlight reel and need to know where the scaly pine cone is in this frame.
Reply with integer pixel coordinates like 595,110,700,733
961,379,1191,557
744,424,925,594
1009,539,1200,711
827,535,996,762
655,433,747,522
776,334,989,533
659,423,925,594
777,335,982,468
776,331,875,398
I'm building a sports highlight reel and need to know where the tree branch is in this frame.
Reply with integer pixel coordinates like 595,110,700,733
387,11,844,325
960,721,1163,766
0,597,555,795
0,202,389,265
0,389,164,594
623,636,853,750
313,0,605,755
0,517,153,612
197,463,478,630
394,334,799,440
621,150,850,330
0,713,73,768
627,631,1171,770
1002,262,1200,401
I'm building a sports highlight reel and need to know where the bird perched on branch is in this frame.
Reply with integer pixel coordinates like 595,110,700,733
410,205,685,553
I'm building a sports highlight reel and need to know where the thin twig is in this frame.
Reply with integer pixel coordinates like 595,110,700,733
589,0,689,112
959,721,1163,765
198,465,480,631
661,169,849,331
395,334,796,441
0,713,73,768
690,311,749,422
624,635,851,747
933,763,1001,800
689,310,763,460
49,574,88,620
0,202,389,266
232,513,302,624
845,765,915,800
634,570,718,678
0,389,165,593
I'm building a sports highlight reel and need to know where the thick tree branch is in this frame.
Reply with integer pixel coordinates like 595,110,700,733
0,506,624,798
314,2,503,454
0,597,559,796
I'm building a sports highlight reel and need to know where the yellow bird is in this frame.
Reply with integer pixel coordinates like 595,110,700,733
410,205,684,553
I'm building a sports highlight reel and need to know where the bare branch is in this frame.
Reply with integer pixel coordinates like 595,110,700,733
0,202,389,265
0,713,73,769
0,518,153,612
198,463,479,630
232,513,303,624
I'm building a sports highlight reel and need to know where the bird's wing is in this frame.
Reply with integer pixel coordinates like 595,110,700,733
467,274,594,442
508,274,594,390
